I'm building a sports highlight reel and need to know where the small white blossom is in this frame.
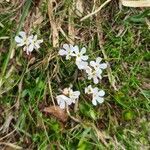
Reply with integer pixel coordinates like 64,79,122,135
92,87,105,106
58,44,89,70
56,87,80,109
85,57,107,84
85,85,105,106
15,32,43,55
27,35,43,55
90,57,107,70
68,88,80,103
85,66,102,84
56,95,72,109
85,85,93,94
58,44,74,60
72,46,88,70
15,31,28,47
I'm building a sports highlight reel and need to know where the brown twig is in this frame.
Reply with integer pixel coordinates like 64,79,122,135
80,0,111,21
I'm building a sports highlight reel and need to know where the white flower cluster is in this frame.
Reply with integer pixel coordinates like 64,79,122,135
14,32,107,109
59,44,88,70
56,87,80,109
15,31,43,55
58,44,107,109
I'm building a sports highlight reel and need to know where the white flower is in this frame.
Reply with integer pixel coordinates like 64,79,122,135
27,35,43,55
59,44,74,60
90,57,107,70
15,32,43,55
85,66,102,84
58,44,89,70
15,31,28,47
68,88,80,103
85,85,105,106
92,87,105,106
72,46,88,70
56,87,80,109
85,85,93,94
85,57,107,84
56,95,72,109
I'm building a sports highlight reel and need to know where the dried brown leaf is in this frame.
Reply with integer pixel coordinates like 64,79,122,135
43,106,68,122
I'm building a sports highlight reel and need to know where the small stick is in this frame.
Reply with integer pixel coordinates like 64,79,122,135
80,0,111,21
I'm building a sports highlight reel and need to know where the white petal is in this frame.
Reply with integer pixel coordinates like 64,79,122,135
37,39,43,44
98,90,105,96
99,63,107,69
93,77,99,84
96,97,104,104
88,76,92,80
65,98,72,105
85,87,88,94
59,49,67,56
28,35,34,42
34,35,37,41
92,98,97,106
57,94,72,105
80,47,86,54
63,44,69,50
15,36,23,43
73,45,79,54
69,44,74,51
85,66,92,73
97,73,102,80
66,55,71,60
35,42,40,49
59,101,66,109
56,95,68,109
23,46,27,51
17,43,24,47
93,87,99,94
76,61,88,70
19,31,26,38
81,55,88,61
76,63,83,70
85,85,93,94
73,91,80,98
26,50,30,55
96,57,102,63
28,44,34,52
96,68,102,74
90,61,96,67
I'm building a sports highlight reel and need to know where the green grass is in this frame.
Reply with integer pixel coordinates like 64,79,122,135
0,0,150,149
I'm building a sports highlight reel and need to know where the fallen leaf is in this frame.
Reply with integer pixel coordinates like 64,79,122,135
43,106,68,123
